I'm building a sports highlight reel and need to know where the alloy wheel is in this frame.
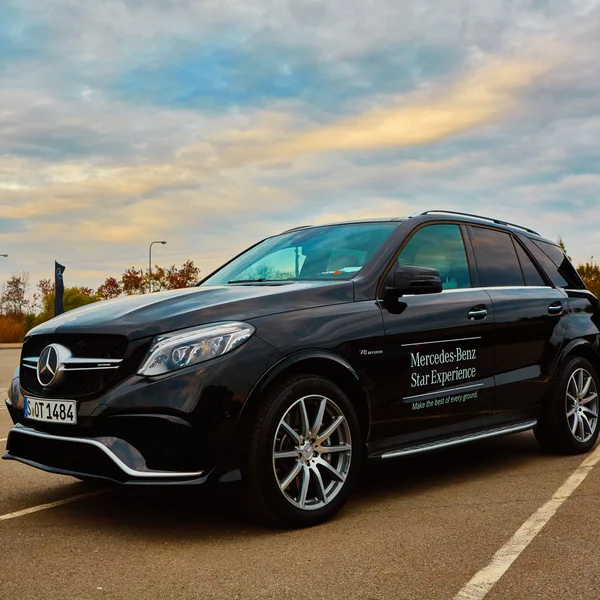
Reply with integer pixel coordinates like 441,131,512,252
566,368,599,443
272,394,352,511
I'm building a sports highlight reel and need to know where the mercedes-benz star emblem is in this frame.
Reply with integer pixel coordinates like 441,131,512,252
37,344,68,387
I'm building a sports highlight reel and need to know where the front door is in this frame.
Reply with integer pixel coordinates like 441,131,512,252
371,223,495,443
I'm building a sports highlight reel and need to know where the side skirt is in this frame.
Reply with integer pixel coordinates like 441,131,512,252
372,420,537,461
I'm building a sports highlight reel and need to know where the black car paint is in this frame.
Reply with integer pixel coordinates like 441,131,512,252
4,213,600,484
26,281,355,340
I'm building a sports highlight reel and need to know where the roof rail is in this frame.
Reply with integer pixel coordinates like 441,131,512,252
281,224,313,234
411,210,540,236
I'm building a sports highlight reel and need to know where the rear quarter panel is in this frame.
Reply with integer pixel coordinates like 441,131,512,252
558,291,600,371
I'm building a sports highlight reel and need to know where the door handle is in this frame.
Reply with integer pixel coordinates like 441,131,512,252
548,302,563,316
468,306,488,321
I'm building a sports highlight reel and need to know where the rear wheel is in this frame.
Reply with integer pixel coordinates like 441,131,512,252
535,356,600,454
243,375,362,528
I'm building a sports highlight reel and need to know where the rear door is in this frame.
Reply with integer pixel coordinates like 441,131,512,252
467,225,568,413
372,223,496,442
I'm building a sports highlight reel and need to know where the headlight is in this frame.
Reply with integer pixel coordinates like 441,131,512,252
137,322,256,376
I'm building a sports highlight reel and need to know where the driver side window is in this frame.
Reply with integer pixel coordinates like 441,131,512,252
397,224,471,289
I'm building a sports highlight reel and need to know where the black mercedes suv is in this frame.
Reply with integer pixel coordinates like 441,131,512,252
4,210,600,527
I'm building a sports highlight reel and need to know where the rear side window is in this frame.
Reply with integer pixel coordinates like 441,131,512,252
397,224,471,289
535,241,568,267
470,227,524,287
530,240,585,289
514,242,546,286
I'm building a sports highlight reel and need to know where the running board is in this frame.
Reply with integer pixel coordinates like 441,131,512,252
378,420,537,460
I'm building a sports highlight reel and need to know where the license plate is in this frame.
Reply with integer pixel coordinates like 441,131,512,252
24,397,77,425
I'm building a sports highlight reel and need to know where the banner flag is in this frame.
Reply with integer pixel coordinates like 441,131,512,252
54,261,66,316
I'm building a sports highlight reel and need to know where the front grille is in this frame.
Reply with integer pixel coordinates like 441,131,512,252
21,367,118,399
20,334,128,399
23,334,127,360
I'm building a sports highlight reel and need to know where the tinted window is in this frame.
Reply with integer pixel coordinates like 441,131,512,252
397,224,471,289
535,241,567,267
531,240,585,289
514,242,546,286
470,227,524,287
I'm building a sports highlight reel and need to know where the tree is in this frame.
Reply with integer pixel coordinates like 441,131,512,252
558,237,600,299
33,286,100,327
97,277,122,299
577,257,600,298
121,267,146,295
149,265,166,293
164,260,201,289
37,278,54,298
96,260,201,297
146,261,201,292
0,273,32,316
0,259,201,335
557,237,572,261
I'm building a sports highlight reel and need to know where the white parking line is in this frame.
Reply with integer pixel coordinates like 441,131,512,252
0,490,107,522
454,443,600,600
0,438,6,443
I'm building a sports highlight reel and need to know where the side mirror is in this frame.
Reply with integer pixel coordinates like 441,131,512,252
386,265,443,299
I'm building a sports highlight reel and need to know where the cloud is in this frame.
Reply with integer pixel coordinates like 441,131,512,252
1,1,600,291
271,48,564,157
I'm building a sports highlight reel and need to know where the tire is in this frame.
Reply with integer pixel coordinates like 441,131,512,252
242,374,362,528
534,356,600,454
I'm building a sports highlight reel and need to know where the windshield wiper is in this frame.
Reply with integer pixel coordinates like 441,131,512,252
227,279,295,284
227,278,268,284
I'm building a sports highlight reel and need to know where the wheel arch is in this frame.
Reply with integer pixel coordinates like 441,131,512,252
534,338,600,454
553,339,600,378
237,350,372,442
535,340,600,414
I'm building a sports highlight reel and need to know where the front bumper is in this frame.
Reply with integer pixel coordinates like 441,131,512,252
3,423,210,485
4,335,282,483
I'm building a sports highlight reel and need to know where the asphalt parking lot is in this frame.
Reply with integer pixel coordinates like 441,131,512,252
1,346,599,600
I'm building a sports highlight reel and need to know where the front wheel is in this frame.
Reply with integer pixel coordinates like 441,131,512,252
243,375,362,528
535,356,600,454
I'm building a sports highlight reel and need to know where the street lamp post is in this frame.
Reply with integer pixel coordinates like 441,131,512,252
148,241,166,293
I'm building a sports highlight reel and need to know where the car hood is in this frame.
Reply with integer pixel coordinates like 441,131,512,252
28,281,355,340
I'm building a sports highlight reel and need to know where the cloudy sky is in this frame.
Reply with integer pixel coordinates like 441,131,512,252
1,0,599,290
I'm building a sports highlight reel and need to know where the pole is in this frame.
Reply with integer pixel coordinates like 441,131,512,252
148,241,167,293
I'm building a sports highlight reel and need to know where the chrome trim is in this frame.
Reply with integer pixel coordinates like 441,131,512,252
403,383,483,402
401,336,481,348
22,356,122,372
468,309,488,320
377,286,554,301
481,286,552,291
8,425,205,479
63,358,122,365
59,366,120,371
380,420,537,460
441,286,552,294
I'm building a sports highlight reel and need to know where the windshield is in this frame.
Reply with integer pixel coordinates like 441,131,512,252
201,222,398,285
